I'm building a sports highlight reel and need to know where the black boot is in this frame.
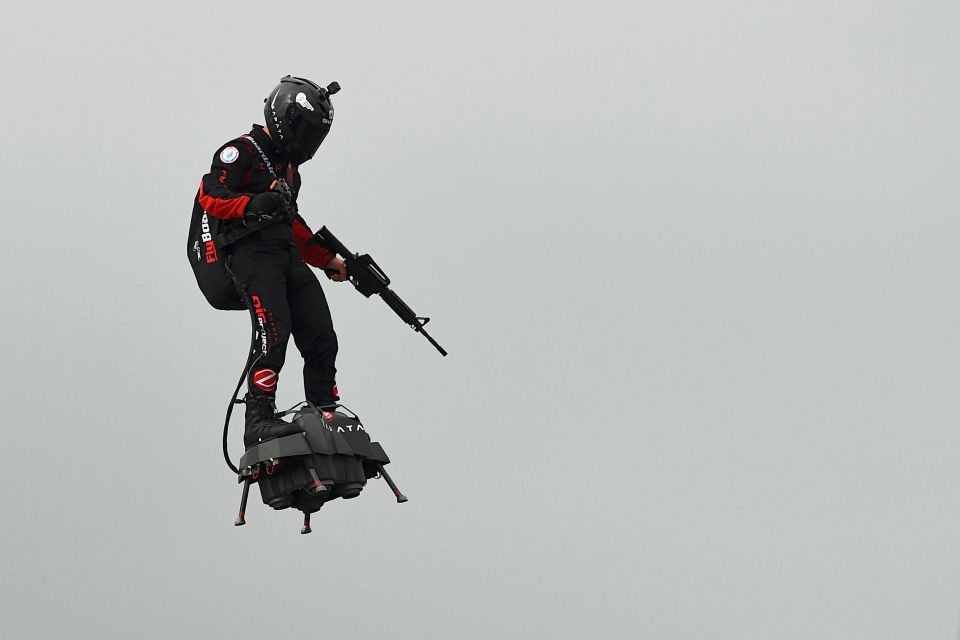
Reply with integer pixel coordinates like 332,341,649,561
244,393,301,448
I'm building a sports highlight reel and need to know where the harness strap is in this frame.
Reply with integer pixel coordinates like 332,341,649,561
243,134,279,180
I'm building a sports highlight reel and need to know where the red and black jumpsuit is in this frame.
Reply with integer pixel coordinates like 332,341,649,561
192,125,340,406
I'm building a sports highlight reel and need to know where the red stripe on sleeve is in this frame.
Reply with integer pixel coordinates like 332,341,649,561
292,218,334,268
198,180,251,220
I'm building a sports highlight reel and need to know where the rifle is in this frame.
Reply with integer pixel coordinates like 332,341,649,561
315,226,448,357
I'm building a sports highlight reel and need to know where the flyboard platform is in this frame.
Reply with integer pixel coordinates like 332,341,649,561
233,403,407,534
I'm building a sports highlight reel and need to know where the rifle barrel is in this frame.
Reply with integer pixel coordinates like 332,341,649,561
418,326,448,357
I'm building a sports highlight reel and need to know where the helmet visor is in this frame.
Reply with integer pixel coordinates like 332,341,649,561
288,112,330,160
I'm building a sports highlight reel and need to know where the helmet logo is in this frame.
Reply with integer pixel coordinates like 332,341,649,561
295,92,315,112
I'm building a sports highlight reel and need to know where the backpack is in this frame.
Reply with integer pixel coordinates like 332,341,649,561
187,207,245,310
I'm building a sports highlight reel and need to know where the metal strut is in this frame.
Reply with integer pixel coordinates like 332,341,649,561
377,464,409,503
235,478,251,526
301,512,312,535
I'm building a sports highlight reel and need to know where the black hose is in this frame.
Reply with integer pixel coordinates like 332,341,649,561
222,322,260,475
222,256,261,475
222,361,258,474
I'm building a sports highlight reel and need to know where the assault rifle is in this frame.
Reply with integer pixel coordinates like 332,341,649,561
315,226,448,357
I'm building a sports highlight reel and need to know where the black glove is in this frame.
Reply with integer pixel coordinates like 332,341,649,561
244,191,287,225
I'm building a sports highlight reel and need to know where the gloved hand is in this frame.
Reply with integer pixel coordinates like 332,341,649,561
324,256,348,282
244,191,288,225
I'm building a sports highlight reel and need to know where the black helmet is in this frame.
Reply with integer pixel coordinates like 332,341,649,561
264,76,340,164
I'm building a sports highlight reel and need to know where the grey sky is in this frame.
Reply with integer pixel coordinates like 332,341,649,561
2,1,959,638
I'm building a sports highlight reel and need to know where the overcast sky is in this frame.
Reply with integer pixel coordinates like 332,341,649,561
2,1,959,638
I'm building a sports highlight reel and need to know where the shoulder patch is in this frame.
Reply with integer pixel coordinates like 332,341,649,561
220,146,240,164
